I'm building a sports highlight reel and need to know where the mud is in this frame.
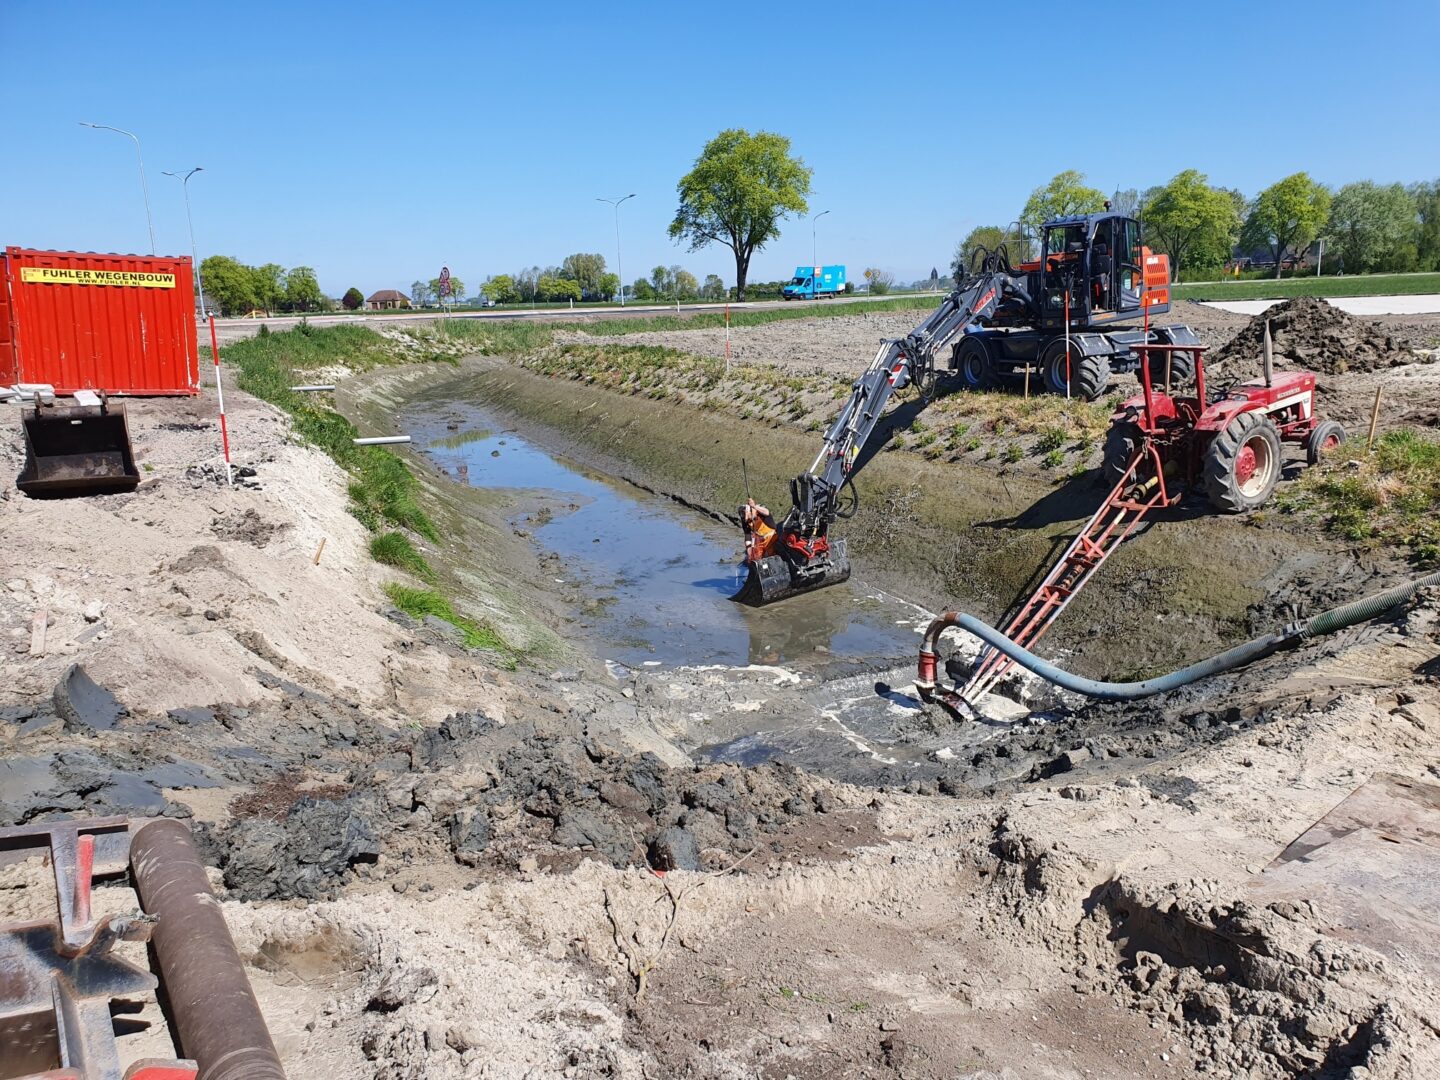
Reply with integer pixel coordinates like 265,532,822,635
1210,295,1430,374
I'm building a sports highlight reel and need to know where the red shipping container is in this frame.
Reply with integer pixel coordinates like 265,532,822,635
0,247,199,396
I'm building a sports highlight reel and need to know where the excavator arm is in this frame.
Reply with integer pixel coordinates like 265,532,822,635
733,255,1029,606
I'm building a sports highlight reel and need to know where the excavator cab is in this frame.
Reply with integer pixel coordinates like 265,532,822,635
1036,212,1164,330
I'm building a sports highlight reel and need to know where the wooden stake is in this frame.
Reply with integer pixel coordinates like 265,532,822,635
312,537,327,565
30,609,47,656
1366,385,1383,452
1023,363,1030,400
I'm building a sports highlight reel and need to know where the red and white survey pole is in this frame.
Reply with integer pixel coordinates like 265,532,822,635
207,314,234,487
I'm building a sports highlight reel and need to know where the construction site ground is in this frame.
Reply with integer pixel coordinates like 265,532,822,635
2,298,1439,1078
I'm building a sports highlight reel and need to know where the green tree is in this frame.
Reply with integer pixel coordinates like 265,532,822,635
1020,170,1107,230
341,286,364,311
668,128,812,300
283,266,322,312
1326,181,1418,273
701,273,726,301
481,275,520,304
198,255,258,315
650,265,674,297
952,225,1007,278
251,263,285,312
560,253,608,298
1143,170,1242,275
1414,181,1440,271
1241,173,1332,278
632,278,656,301
1110,188,1140,218
596,272,620,302
536,275,581,302
428,275,464,303
411,280,432,306
671,268,699,300
863,267,893,295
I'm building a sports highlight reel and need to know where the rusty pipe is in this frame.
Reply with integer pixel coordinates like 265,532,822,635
129,819,286,1080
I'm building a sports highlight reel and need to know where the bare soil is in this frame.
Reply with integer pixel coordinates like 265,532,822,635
2,309,1439,1078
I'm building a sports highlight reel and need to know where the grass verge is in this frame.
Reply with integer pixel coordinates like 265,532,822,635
383,583,505,651
1174,272,1440,302
1278,428,1440,562
212,322,510,652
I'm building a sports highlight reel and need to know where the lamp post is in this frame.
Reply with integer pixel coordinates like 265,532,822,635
163,167,206,316
811,209,830,298
80,122,155,255
597,193,636,305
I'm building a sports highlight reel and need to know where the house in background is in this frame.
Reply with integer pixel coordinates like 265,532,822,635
366,289,411,311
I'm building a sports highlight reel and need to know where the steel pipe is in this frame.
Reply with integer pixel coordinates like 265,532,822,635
129,819,285,1080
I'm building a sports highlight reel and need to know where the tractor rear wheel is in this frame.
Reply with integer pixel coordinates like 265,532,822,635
1102,422,1145,489
1204,412,1283,513
1041,339,1108,400
1305,419,1346,466
955,337,1000,391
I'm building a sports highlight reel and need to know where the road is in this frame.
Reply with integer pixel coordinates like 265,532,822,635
203,293,944,345
1201,295,1440,316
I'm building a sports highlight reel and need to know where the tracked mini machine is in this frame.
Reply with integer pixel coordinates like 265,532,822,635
918,325,1346,713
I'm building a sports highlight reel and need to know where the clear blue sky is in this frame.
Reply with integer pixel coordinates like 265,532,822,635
4,1,1438,298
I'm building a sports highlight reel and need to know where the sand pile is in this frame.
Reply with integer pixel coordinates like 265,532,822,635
1210,296,1414,374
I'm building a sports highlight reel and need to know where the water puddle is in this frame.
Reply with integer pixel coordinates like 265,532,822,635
408,399,928,672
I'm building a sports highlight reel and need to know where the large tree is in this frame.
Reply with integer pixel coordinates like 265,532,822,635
1144,170,1241,275
252,264,285,312
1326,181,1417,273
1241,173,1332,278
481,275,520,304
701,273,726,301
669,128,812,300
342,286,364,311
411,280,432,306
198,255,258,315
1414,180,1440,271
1020,170,1107,231
284,266,322,312
560,253,608,299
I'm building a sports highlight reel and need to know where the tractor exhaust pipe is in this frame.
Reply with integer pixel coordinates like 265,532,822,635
1263,318,1274,387
130,819,286,1080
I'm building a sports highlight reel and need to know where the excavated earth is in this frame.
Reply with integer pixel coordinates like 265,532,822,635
2,298,1439,1078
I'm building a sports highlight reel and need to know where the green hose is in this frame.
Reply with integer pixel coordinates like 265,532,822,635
1304,569,1440,637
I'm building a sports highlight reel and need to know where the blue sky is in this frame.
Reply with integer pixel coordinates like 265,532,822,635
4,1,1438,298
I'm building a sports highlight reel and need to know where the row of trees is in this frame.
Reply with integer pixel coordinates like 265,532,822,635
957,169,1440,281
409,275,468,307
475,257,728,305
200,256,325,315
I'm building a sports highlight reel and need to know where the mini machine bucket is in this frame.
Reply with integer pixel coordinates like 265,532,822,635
731,539,852,606
16,401,140,497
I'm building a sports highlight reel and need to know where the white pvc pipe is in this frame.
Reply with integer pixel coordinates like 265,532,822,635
291,384,336,393
353,435,411,446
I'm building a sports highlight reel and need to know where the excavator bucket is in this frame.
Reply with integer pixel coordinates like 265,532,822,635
731,539,851,606
16,401,140,497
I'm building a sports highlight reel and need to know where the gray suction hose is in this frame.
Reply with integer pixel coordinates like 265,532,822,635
917,570,1440,706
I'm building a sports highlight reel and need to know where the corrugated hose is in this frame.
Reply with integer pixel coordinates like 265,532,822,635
917,569,1440,706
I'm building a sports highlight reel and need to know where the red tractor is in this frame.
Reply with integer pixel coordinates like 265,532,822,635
949,333,1345,707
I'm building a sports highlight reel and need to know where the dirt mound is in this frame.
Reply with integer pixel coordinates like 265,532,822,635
1210,296,1414,375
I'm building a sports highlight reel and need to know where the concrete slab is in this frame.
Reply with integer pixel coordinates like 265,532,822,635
1203,294,1440,316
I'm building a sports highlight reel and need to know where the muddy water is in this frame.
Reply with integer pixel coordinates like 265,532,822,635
406,398,930,673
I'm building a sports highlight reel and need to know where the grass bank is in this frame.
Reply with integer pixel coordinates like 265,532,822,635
1279,429,1440,563
208,322,509,654
1174,272,1440,302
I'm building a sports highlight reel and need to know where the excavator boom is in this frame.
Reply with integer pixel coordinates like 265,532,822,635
733,254,1028,606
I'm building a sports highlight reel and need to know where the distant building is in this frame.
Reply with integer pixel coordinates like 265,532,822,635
366,289,411,311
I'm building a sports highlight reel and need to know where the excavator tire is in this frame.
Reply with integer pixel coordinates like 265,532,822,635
1041,340,1108,401
1204,411,1282,513
1139,347,1195,388
954,337,1000,391
1102,421,1146,490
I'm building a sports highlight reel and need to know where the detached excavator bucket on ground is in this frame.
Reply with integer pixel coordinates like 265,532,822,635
16,398,140,497
731,539,851,606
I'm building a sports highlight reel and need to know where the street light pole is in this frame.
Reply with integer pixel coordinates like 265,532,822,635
80,122,156,254
811,210,830,298
597,194,636,305
163,167,205,317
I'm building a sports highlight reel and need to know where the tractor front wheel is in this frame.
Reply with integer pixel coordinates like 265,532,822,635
1204,412,1282,513
955,337,1000,391
1102,422,1146,490
1041,339,1108,400
1305,419,1347,466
